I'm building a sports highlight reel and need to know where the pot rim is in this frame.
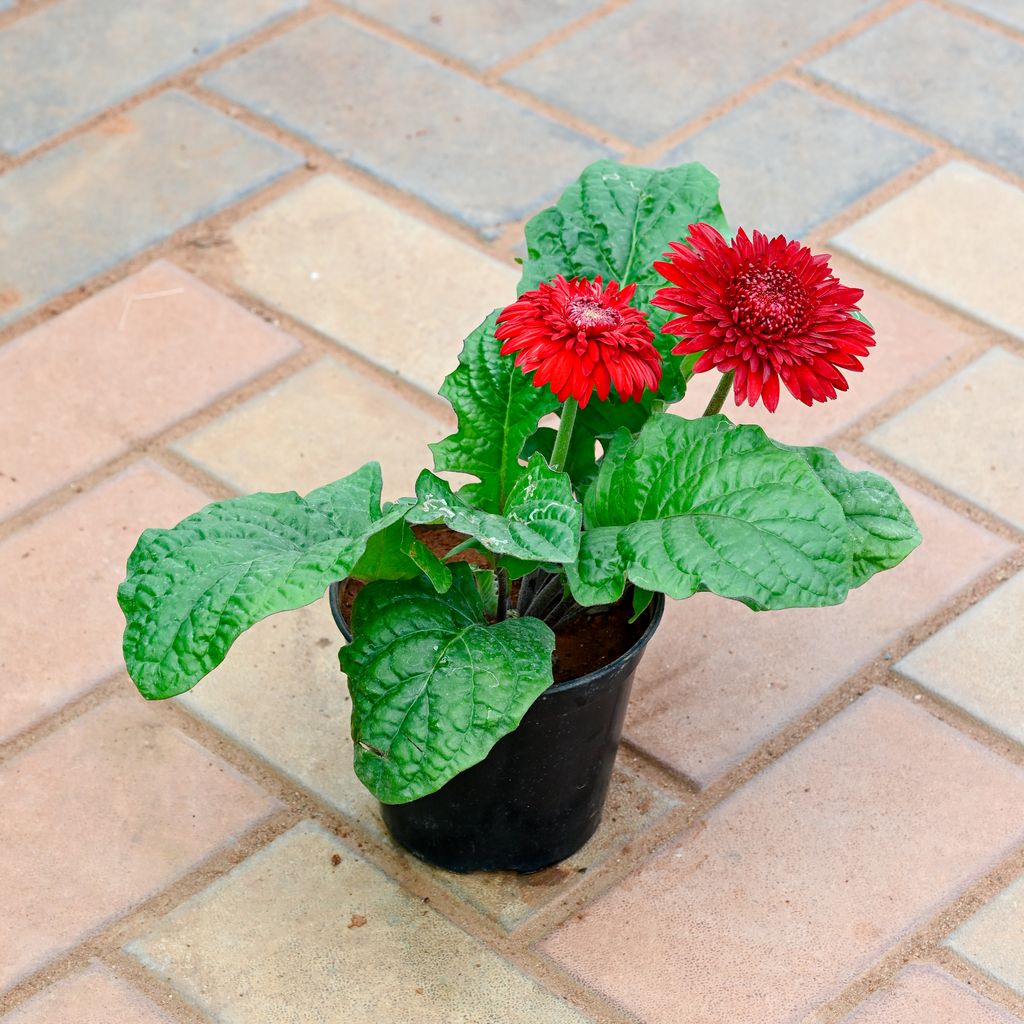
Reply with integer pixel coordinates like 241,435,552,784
327,579,664,695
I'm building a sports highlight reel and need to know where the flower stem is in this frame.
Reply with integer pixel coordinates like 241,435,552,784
702,371,735,417
495,567,509,623
549,397,579,474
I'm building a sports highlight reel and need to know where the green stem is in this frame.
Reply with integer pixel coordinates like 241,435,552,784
549,397,579,474
702,371,735,417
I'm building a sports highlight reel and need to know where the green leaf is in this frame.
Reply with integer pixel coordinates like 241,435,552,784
409,454,582,563
351,519,453,593
567,414,852,610
784,445,921,587
340,565,555,803
119,463,408,700
431,311,558,514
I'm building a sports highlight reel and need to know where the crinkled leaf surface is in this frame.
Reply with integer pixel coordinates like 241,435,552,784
340,565,555,803
430,311,558,514
567,414,853,610
119,463,408,700
409,454,581,564
786,445,921,587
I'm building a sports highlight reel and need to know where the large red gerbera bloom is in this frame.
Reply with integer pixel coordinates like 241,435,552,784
496,275,661,408
652,223,875,412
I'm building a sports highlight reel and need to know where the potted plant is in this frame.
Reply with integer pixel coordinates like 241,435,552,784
118,160,920,873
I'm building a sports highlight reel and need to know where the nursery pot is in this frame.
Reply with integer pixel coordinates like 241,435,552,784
329,576,664,874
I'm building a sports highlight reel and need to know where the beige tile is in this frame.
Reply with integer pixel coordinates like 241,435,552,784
948,874,1024,997
840,964,1023,1024
229,174,519,395
543,689,1024,1024
173,357,447,502
1,963,174,1024
678,256,975,444
182,601,675,929
626,459,1012,786
0,260,298,521
898,571,1024,746
127,823,589,1023
834,162,1024,340
0,461,210,744
0,697,278,989
868,347,1024,529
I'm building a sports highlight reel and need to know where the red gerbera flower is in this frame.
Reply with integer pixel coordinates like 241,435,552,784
652,223,875,412
496,275,661,408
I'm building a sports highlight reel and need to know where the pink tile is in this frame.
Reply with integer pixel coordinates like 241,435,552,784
542,690,1024,1024
841,964,1023,1024
626,458,1012,785
1,963,174,1023
0,696,278,990
0,260,299,520
0,461,209,743
678,260,974,445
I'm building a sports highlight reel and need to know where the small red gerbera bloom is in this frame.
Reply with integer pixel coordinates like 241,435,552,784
496,275,661,408
652,223,875,412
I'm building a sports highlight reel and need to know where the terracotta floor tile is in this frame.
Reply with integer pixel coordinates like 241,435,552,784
228,175,517,396
1,963,175,1023
840,963,1023,1023
834,163,1024,340
948,874,1024,997
626,459,1011,785
0,461,209,744
898,570,1024,746
868,347,1024,530
173,357,448,502
0,260,298,521
0,697,278,990
183,600,676,930
127,823,589,1023
542,689,1024,1024
678,257,975,445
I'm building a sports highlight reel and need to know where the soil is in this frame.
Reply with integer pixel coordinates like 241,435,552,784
335,525,650,684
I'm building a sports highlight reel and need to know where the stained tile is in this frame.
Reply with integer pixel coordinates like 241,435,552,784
0,963,174,1024
841,964,1023,1024
626,463,1012,786
543,689,1024,1024
0,462,210,744
182,599,675,929
677,255,975,446
867,348,1024,529
662,82,928,237
173,357,446,501
0,91,299,327
127,823,588,1022
505,0,880,145
949,874,1024,997
340,0,604,68
202,15,612,237
834,163,1024,340
0,697,278,989
0,260,299,521
229,175,517,395
0,0,305,154
808,4,1024,175
898,571,1024,746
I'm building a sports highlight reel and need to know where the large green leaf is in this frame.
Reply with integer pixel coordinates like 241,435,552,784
567,414,853,610
409,454,581,563
430,311,558,514
340,565,555,803
784,445,921,587
119,463,408,700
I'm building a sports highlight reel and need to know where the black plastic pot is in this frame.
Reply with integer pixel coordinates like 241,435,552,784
329,581,664,873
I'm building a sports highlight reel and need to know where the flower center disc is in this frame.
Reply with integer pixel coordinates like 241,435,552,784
567,297,621,332
730,266,809,338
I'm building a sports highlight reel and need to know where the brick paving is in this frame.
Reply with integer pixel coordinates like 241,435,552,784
0,2,1022,1022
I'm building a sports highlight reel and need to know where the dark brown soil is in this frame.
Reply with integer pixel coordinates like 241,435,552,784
336,525,650,684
